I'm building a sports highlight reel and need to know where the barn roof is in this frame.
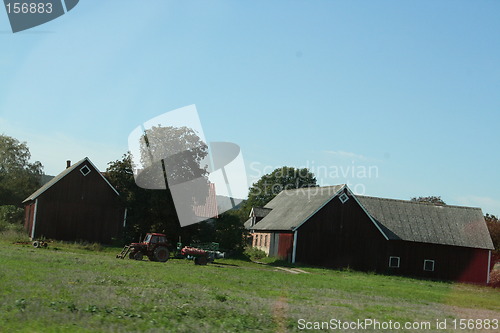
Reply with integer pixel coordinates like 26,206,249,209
23,157,119,203
243,207,273,229
252,207,272,218
249,185,494,250
248,185,345,231
356,195,494,250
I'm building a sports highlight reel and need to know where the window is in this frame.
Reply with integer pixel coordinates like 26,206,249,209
339,193,349,204
423,260,435,272
80,165,91,176
389,256,400,268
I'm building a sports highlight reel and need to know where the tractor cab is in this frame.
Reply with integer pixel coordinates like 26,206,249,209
143,233,167,245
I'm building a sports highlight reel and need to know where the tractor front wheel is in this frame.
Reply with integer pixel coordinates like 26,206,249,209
130,252,143,260
154,246,170,262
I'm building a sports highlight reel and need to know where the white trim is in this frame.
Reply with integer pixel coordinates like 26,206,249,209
84,157,120,196
31,199,38,239
346,187,390,241
123,208,128,228
339,193,349,204
487,250,491,284
80,165,91,176
292,185,346,231
292,230,298,263
23,157,120,202
389,256,400,268
423,259,435,272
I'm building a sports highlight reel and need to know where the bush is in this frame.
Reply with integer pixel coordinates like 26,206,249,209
244,247,267,261
0,205,24,225
489,270,500,288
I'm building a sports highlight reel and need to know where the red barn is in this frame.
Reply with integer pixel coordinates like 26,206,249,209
23,157,125,243
246,185,494,284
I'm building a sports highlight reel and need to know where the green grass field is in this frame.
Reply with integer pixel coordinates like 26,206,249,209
0,238,499,333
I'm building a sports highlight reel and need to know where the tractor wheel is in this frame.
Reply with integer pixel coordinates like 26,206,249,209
133,252,143,261
33,241,40,248
194,256,208,265
153,246,170,262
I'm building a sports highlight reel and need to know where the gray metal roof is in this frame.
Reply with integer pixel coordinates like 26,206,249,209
250,185,345,231
23,157,119,203
356,196,494,250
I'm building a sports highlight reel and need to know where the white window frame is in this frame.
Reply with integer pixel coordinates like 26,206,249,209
423,259,435,272
80,165,91,176
389,256,400,268
339,193,349,204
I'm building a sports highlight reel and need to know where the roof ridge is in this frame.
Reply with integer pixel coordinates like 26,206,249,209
281,184,345,194
356,195,482,211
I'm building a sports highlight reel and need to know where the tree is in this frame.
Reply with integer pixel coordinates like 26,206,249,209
106,153,179,242
485,213,500,254
410,196,446,205
0,135,43,206
242,166,317,214
214,210,247,251
106,125,211,243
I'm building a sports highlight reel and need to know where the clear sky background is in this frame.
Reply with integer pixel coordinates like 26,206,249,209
1,1,499,215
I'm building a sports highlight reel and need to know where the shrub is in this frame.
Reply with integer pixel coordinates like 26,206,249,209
489,270,500,288
244,247,267,261
0,205,24,225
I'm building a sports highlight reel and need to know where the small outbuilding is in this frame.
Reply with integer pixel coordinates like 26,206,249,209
23,157,125,243
246,185,494,284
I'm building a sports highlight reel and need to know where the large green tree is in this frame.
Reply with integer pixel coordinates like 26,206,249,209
106,125,211,244
410,196,446,205
242,166,317,214
0,134,43,206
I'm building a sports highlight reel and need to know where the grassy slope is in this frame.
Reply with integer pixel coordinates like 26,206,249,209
0,241,499,333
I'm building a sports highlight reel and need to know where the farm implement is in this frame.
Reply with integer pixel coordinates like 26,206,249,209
179,242,225,265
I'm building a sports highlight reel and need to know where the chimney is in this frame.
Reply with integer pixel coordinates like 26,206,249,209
66,160,71,169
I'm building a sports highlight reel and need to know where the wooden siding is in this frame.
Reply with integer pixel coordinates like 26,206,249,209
386,240,490,284
23,202,36,238
293,189,491,284
295,190,387,271
25,162,123,243
277,233,293,261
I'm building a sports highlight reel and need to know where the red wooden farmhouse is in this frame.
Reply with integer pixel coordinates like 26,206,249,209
246,185,494,284
23,157,125,243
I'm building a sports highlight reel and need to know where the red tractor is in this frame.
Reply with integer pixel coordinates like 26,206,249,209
116,233,170,262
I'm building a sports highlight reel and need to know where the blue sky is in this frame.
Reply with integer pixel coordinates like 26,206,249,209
1,1,499,215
